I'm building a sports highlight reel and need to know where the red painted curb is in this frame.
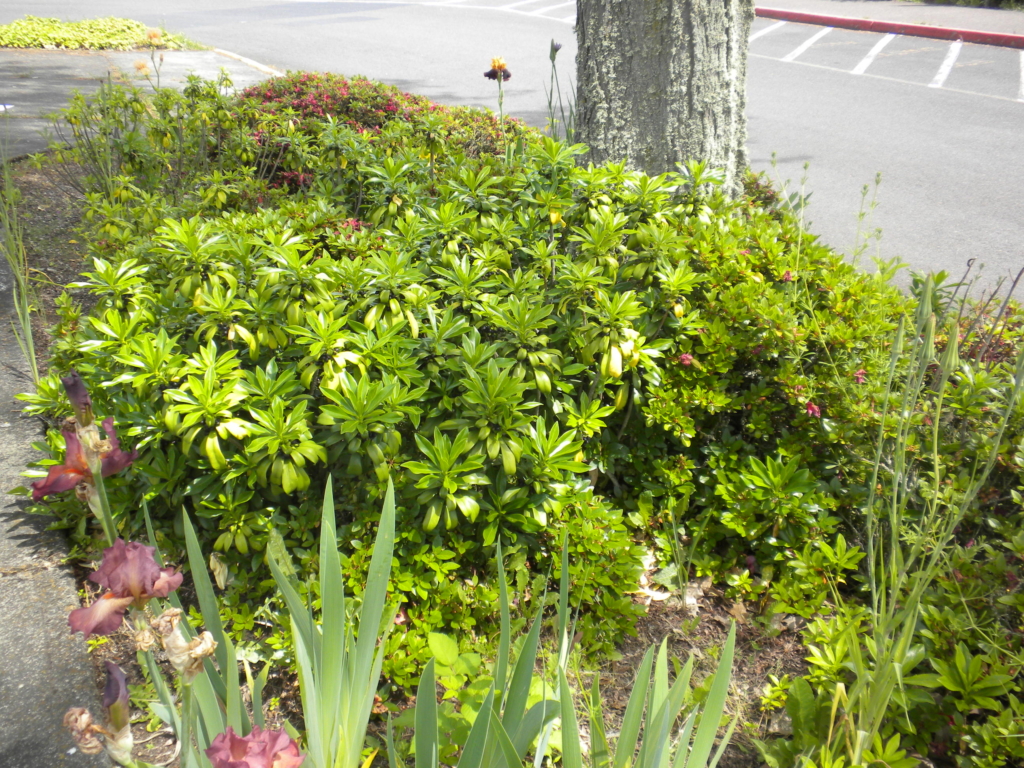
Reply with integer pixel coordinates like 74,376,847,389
755,6,1024,48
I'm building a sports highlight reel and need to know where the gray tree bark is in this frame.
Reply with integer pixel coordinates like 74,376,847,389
575,0,754,193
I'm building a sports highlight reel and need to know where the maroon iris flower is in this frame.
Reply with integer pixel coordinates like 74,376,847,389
62,370,94,426
68,540,183,638
103,662,131,734
206,726,306,768
31,417,138,502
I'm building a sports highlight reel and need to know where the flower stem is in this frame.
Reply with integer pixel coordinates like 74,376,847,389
91,473,119,547
497,77,510,164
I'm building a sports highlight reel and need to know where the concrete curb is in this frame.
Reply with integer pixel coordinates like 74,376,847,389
213,48,284,77
756,6,1024,48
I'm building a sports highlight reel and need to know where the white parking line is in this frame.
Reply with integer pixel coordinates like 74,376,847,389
782,27,833,63
1019,51,1024,101
929,40,963,88
851,33,895,75
529,1,573,14
497,0,545,9
749,20,786,43
749,19,786,42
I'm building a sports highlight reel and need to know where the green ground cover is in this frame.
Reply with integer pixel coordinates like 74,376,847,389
12,70,1024,767
0,16,194,51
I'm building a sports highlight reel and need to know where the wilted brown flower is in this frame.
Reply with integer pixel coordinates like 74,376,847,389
152,608,218,683
135,627,157,652
64,708,104,755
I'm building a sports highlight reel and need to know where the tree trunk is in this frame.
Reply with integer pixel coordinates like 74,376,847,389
575,0,754,194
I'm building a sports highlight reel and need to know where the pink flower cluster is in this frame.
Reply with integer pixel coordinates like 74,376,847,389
206,726,305,768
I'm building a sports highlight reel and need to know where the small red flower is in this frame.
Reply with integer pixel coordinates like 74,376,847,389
806,402,821,418
678,354,694,366
781,270,793,282
854,369,867,384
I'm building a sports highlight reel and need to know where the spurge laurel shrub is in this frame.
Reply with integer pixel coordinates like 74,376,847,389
24,72,907,686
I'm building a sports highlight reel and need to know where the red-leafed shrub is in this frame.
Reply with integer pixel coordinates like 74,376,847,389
239,71,532,156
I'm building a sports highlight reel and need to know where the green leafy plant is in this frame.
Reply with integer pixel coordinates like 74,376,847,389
266,478,396,768
0,16,193,50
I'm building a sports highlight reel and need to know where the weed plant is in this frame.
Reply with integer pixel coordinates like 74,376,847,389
0,120,39,385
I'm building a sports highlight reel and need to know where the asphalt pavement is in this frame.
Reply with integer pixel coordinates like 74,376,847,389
2,0,1021,287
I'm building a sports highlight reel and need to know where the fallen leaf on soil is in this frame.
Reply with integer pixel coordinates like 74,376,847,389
727,601,748,623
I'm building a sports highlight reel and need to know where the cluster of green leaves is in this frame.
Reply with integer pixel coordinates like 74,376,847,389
756,288,1024,768
26,72,910,692
0,15,192,50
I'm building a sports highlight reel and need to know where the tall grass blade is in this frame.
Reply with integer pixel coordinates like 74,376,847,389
558,667,583,768
488,709,523,768
612,645,654,768
501,608,543,740
318,479,346,756
415,659,439,768
706,719,737,768
183,510,228,667
268,541,317,673
589,675,611,768
245,661,269,730
685,623,735,768
355,480,396,683
386,716,403,768
183,508,241,720
511,699,559,758
456,687,495,768
670,712,696,768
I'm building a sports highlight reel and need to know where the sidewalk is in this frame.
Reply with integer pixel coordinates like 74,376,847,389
756,0,1024,42
0,49,272,768
1,49,272,160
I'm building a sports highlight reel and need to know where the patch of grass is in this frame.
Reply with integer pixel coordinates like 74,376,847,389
0,16,199,51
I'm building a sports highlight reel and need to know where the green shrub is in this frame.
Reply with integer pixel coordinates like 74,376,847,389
0,15,191,50
34,71,1024,761
24,73,912,688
